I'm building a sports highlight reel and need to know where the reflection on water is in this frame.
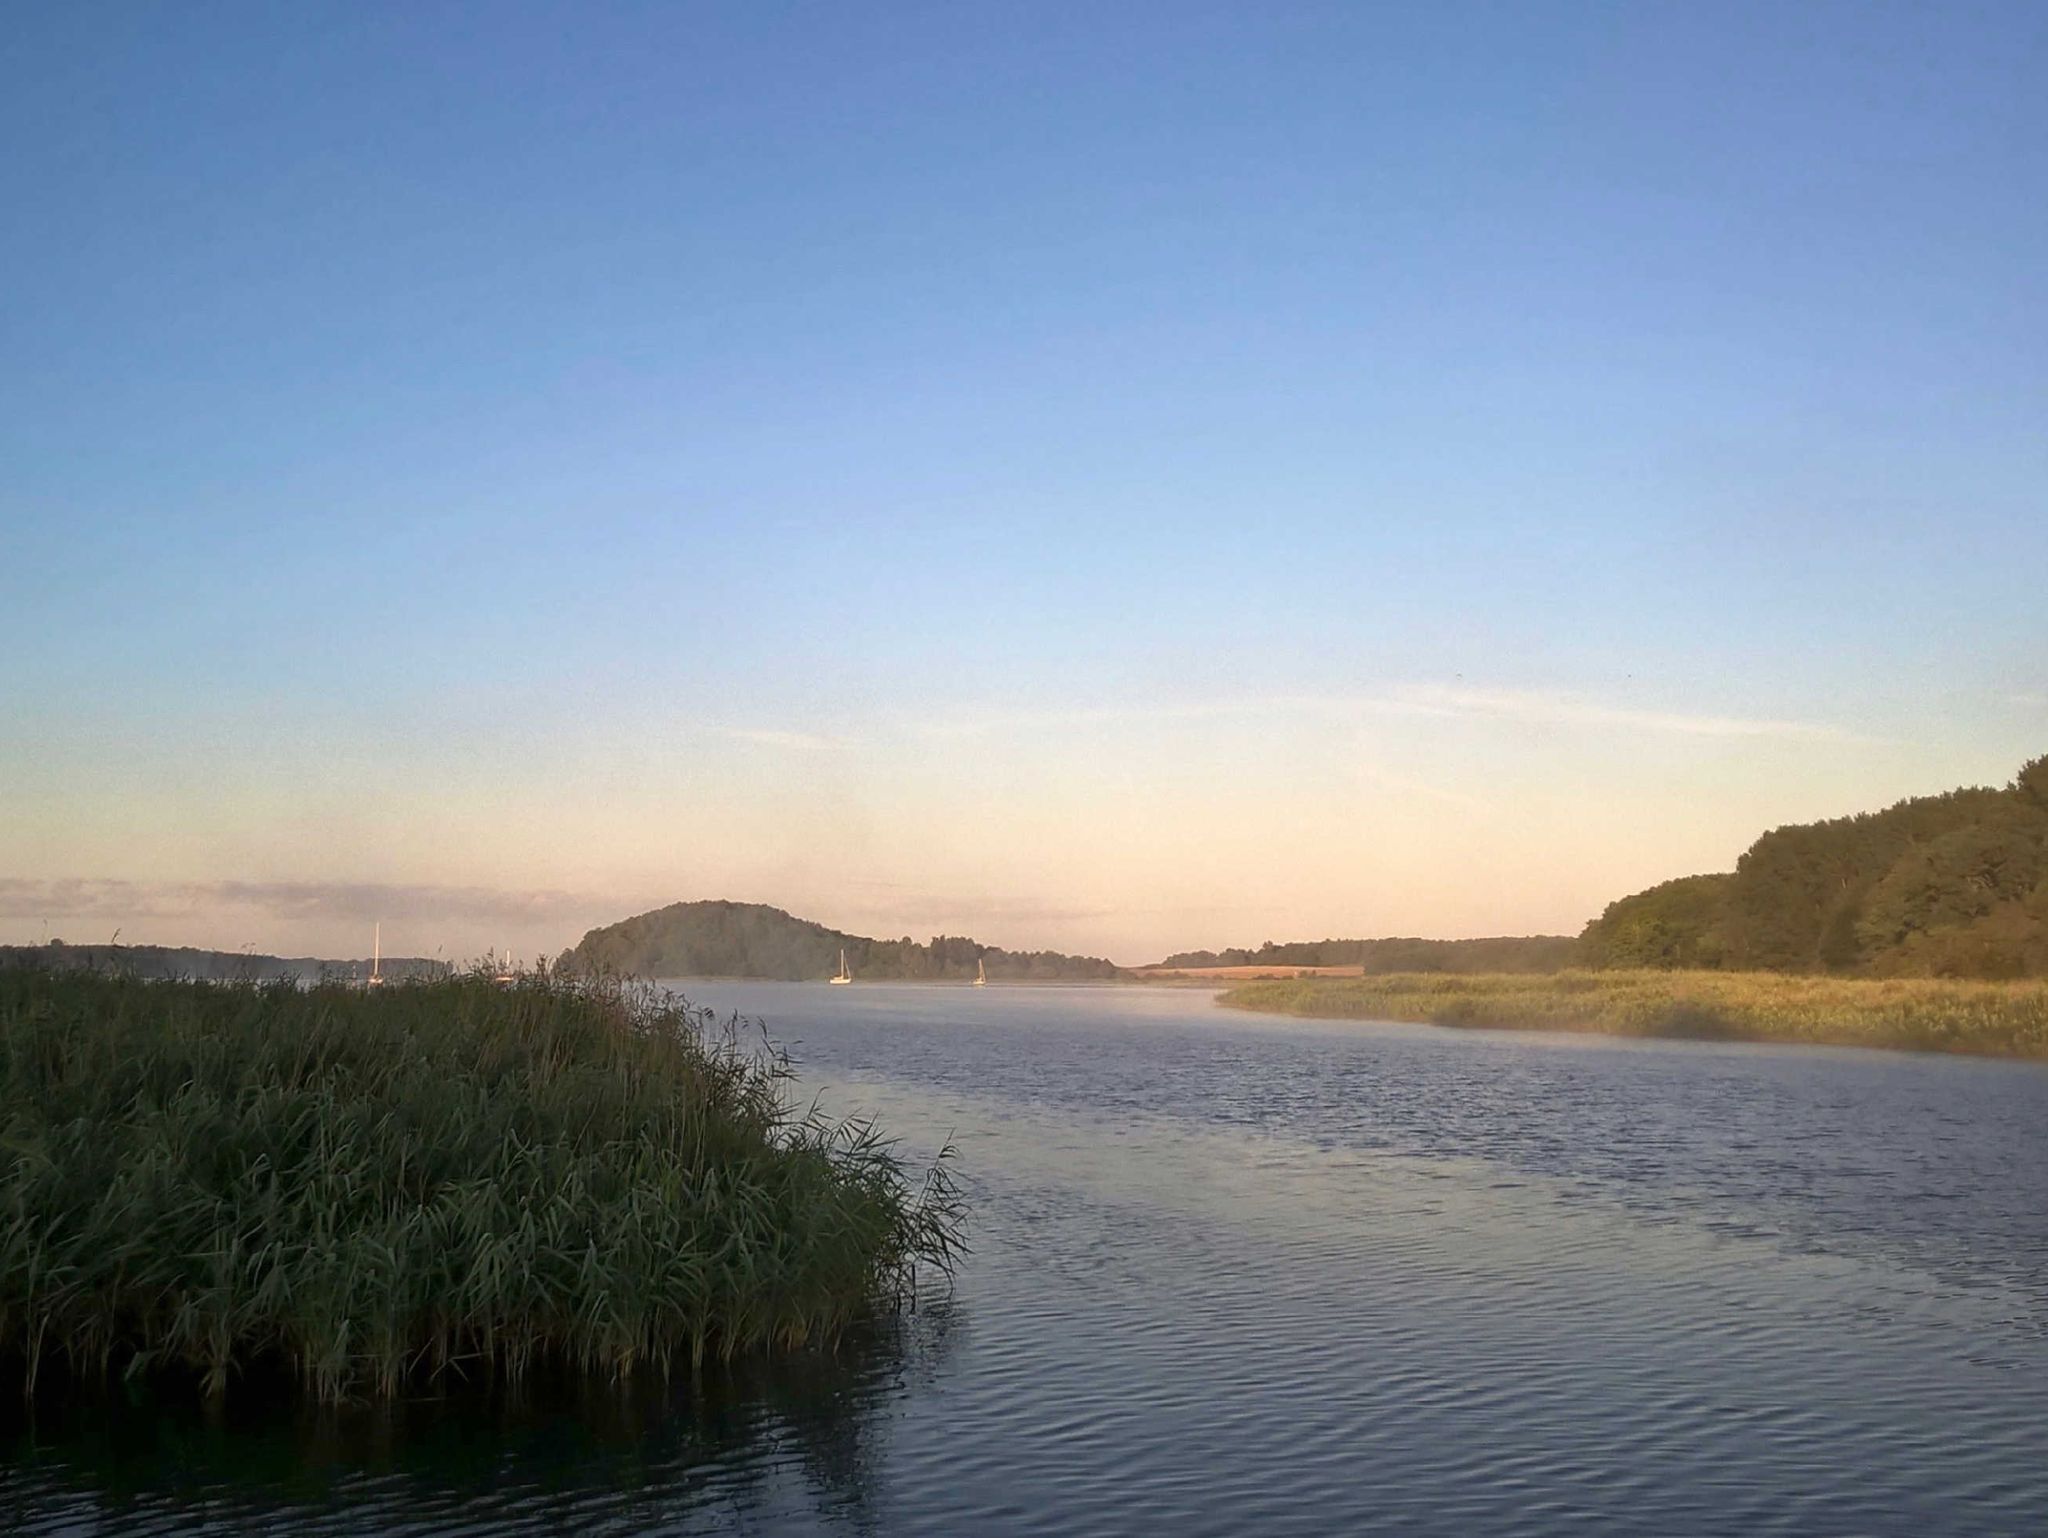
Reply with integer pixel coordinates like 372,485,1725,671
0,1304,959,1535
7,983,2048,1536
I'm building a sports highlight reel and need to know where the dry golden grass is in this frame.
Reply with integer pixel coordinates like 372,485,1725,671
1136,964,1366,982
1219,969,2048,1059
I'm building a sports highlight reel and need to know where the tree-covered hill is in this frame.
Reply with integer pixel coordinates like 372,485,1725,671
1581,755,2048,978
566,900,1124,981
1155,935,1579,973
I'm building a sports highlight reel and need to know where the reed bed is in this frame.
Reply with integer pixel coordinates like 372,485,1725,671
1219,969,2048,1059
0,964,961,1403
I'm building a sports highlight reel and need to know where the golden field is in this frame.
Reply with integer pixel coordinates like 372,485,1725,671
1135,964,1368,983
1218,969,2048,1060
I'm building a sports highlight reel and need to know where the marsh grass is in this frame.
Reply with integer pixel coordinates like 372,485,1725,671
1220,969,2048,1059
0,963,961,1403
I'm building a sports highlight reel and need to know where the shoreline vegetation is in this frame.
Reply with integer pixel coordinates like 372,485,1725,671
0,942,450,985
1154,936,1577,974
1218,970,2048,1060
0,964,961,1404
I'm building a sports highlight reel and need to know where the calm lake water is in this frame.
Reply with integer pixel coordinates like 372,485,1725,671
7,984,2048,1535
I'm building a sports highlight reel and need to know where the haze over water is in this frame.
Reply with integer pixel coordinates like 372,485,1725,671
10,987,2045,1535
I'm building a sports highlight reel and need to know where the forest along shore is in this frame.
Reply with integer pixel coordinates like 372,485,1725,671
1219,970,2048,1060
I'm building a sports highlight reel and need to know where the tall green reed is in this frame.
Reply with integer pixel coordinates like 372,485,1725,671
0,962,961,1402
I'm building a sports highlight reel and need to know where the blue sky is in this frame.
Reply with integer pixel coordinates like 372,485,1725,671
3,3,2044,961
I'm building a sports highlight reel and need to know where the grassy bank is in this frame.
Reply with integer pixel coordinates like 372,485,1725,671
1219,969,2048,1059
0,966,960,1402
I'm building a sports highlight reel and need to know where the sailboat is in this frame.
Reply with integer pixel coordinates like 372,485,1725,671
366,922,384,987
492,945,516,986
829,948,852,985
974,957,987,987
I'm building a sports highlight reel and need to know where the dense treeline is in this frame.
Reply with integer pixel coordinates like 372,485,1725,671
0,942,448,984
568,900,1123,981
1581,755,2048,978
1157,935,1579,973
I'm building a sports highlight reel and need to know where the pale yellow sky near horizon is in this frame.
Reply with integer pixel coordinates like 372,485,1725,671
7,1,2046,975
5,685,2039,966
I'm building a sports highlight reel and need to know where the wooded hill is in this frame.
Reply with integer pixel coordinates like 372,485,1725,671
1580,755,2048,978
566,900,1123,981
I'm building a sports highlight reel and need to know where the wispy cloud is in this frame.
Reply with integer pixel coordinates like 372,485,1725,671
1375,684,1862,742
908,684,1863,745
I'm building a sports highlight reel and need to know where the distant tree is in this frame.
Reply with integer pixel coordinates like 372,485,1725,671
2014,754,2048,813
1858,800,2048,954
1578,875,1732,970
1724,787,2008,970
